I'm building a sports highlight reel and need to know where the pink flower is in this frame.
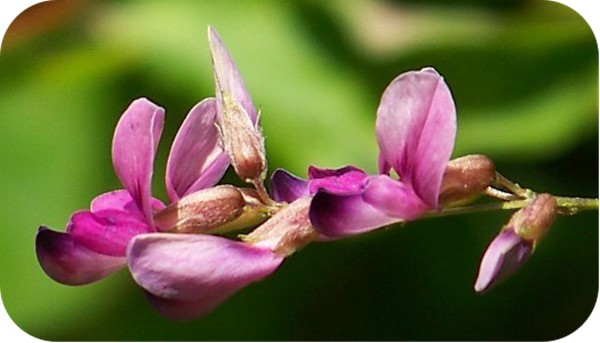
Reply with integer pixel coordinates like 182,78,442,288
36,96,229,285
122,27,283,321
272,68,457,238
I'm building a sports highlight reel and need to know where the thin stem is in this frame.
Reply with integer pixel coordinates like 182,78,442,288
422,200,528,219
484,187,522,201
555,196,599,214
493,172,529,198
252,179,277,207
423,196,598,220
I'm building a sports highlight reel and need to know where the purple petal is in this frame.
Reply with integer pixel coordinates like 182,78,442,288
376,68,456,208
128,233,283,317
68,210,152,257
208,26,257,123
166,98,230,202
270,169,309,203
361,175,429,219
36,227,125,285
309,175,428,238
307,165,365,180
309,190,399,238
474,229,533,293
308,169,370,196
112,98,165,224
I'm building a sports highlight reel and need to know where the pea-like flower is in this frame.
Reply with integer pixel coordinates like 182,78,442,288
122,26,286,321
271,68,458,238
36,96,230,285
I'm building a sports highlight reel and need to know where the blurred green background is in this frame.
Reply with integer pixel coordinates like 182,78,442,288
0,0,598,340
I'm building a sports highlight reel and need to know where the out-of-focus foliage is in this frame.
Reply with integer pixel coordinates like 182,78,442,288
0,0,597,340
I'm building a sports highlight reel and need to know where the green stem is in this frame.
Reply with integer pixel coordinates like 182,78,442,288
423,196,598,220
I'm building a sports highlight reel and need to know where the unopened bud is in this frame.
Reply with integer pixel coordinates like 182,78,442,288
474,193,557,293
241,196,318,256
153,185,245,234
508,193,557,243
439,154,496,207
219,92,267,184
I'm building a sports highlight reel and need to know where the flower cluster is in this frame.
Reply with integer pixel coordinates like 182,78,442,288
36,26,597,321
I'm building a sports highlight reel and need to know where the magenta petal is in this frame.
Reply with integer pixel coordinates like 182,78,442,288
208,26,257,123
128,234,283,307
309,190,400,238
90,190,165,220
166,98,230,202
270,169,309,203
68,210,152,257
112,98,165,224
307,165,365,180
308,169,370,196
91,190,141,214
361,175,428,220
376,68,456,208
36,227,125,285
378,152,392,175
474,229,533,293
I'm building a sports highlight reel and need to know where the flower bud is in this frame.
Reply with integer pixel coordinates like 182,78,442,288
474,194,557,293
508,193,557,243
241,196,318,257
153,185,246,234
439,154,496,207
219,92,267,184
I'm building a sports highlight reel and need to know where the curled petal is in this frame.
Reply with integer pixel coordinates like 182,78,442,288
361,175,428,220
36,227,125,285
208,26,256,123
112,98,165,224
90,190,165,220
308,169,370,196
68,210,153,257
376,68,456,208
309,190,399,238
270,169,309,203
128,233,283,319
166,99,229,202
307,165,365,180
309,175,428,238
474,229,533,293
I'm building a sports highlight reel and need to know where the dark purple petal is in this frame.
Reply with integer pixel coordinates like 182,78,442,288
128,234,283,311
474,229,533,293
68,210,152,257
309,190,400,238
36,227,125,285
309,175,429,238
112,98,165,224
307,165,365,180
208,26,257,123
376,68,456,209
166,98,230,202
270,169,309,203
308,170,370,196
361,175,429,219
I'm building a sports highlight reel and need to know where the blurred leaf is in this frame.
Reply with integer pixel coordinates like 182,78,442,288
454,65,598,160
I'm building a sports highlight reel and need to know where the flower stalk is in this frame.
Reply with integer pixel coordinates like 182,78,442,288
423,194,598,220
